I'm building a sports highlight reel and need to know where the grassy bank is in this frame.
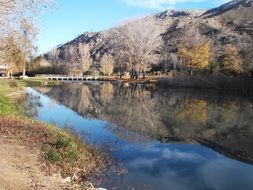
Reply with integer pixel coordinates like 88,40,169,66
0,80,110,189
0,80,24,116
157,74,253,94
16,77,62,86
0,78,60,115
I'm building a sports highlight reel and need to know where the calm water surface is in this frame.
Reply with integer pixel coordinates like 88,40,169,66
25,82,253,190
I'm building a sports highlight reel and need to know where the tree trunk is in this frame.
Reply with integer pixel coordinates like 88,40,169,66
22,62,26,76
120,65,122,79
190,69,193,76
173,62,177,71
131,67,134,78
142,70,146,78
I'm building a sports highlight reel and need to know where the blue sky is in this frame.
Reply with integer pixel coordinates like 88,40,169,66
37,0,230,54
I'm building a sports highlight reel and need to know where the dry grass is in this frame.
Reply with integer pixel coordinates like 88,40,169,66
0,115,111,186
0,80,112,188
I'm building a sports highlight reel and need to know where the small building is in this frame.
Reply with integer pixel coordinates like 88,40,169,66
0,65,8,77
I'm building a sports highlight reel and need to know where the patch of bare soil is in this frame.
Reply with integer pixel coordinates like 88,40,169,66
0,137,71,190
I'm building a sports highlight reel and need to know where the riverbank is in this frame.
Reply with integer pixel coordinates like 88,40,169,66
31,75,162,84
157,74,253,94
101,76,161,83
0,80,110,189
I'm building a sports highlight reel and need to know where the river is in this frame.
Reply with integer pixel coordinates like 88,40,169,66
25,82,253,190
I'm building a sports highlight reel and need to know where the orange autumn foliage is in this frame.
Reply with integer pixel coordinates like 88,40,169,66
178,40,211,71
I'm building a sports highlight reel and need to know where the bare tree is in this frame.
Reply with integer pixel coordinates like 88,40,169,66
0,22,37,77
0,0,53,35
109,17,164,78
0,36,23,77
100,54,114,76
18,19,37,76
170,53,180,71
160,45,180,73
0,0,53,77
78,43,92,74
43,43,92,75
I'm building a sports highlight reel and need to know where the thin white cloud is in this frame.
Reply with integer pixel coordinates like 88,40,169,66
120,0,230,10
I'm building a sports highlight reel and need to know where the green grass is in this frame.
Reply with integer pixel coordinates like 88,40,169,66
0,81,22,116
46,136,80,163
47,150,61,162
0,95,16,115
14,77,62,86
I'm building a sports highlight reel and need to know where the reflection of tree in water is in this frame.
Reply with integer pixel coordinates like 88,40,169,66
36,83,253,164
103,83,167,141
157,89,253,164
23,92,42,117
100,83,114,104
36,84,101,118
174,99,207,127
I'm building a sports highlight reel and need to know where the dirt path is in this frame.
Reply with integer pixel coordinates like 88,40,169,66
0,137,72,190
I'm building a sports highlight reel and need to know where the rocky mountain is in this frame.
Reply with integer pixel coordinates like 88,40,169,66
202,0,252,17
37,0,253,75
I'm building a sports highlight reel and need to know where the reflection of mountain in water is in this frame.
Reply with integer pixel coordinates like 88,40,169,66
34,83,253,164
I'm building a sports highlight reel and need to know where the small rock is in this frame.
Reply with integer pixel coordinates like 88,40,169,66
62,177,71,183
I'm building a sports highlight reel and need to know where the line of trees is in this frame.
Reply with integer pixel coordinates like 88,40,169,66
98,20,249,78
175,27,244,76
25,12,251,78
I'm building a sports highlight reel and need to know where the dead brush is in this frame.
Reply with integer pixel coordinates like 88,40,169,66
0,115,112,187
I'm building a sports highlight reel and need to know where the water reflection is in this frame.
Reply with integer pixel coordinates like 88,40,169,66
22,92,42,117
33,83,253,164
27,82,253,190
